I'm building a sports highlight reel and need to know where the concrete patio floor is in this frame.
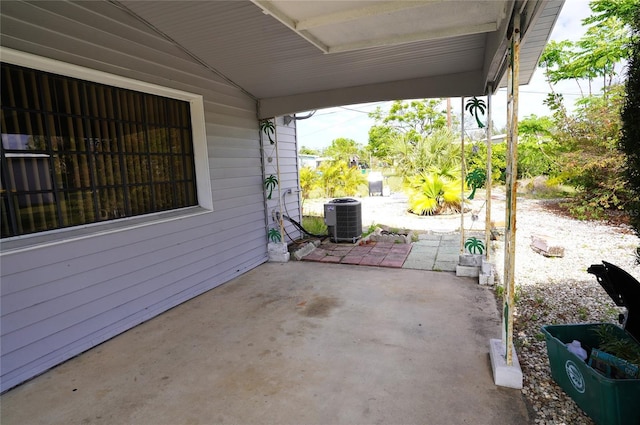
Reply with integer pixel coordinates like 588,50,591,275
1,261,529,425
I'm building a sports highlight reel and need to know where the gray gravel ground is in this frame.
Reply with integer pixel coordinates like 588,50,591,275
492,197,640,425
305,192,640,424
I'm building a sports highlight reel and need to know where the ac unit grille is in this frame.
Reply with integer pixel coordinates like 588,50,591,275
324,198,362,243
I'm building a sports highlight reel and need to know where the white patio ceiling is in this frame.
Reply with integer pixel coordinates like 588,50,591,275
83,1,564,117
254,1,507,54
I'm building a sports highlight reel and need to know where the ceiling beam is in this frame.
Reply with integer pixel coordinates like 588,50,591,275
482,0,514,91
328,21,498,53
258,70,485,119
295,1,441,30
250,0,329,52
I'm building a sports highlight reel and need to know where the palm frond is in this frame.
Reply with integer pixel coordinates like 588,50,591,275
406,172,462,215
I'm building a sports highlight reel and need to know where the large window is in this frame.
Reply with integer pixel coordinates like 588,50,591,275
1,63,198,238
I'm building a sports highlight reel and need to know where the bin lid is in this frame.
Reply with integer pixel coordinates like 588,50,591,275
368,171,383,182
587,261,640,340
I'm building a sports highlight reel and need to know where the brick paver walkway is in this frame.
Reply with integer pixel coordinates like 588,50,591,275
302,241,412,268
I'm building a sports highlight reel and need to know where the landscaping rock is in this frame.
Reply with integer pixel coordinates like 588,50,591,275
360,226,413,245
530,234,565,257
491,220,505,240
291,242,317,261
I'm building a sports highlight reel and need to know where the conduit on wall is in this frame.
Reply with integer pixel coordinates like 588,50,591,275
485,83,493,262
274,119,285,241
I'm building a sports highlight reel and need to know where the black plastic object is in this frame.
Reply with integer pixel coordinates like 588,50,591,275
330,198,358,203
587,261,640,341
368,180,383,196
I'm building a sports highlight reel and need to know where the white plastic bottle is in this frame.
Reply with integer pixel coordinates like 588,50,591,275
566,340,588,361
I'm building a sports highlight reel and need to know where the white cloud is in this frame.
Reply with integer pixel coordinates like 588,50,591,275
552,0,593,41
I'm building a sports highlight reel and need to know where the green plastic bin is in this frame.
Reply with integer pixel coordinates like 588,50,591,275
541,323,640,425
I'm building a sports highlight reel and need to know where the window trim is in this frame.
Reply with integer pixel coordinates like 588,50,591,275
0,48,213,249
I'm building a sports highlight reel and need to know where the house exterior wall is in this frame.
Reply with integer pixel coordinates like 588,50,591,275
0,1,300,392
263,117,302,243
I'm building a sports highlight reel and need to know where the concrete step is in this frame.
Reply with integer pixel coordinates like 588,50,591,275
456,264,480,277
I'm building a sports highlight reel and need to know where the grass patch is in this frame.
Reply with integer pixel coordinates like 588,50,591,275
302,215,327,236
518,178,576,200
577,306,589,321
362,223,378,238
494,284,521,303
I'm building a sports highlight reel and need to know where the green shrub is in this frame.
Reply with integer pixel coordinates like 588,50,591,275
518,176,576,199
466,141,507,185
299,166,319,200
560,153,629,219
517,138,562,178
405,172,462,215
552,85,631,219
317,161,367,198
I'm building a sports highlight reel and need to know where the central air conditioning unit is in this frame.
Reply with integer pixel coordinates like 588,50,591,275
324,198,362,243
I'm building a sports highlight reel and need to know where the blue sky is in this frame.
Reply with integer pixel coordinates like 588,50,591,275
296,0,600,151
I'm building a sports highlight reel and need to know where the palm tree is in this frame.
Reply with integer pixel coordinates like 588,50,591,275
260,119,276,144
390,128,461,181
317,161,366,197
406,172,461,215
465,97,486,129
268,227,282,242
465,168,486,200
340,164,367,196
264,174,278,199
299,166,319,201
317,161,342,198
464,237,485,254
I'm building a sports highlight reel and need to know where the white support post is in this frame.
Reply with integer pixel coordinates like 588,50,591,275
274,119,285,241
489,16,523,390
503,18,520,367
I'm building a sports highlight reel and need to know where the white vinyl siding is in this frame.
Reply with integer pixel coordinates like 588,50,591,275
0,1,284,392
263,116,302,243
